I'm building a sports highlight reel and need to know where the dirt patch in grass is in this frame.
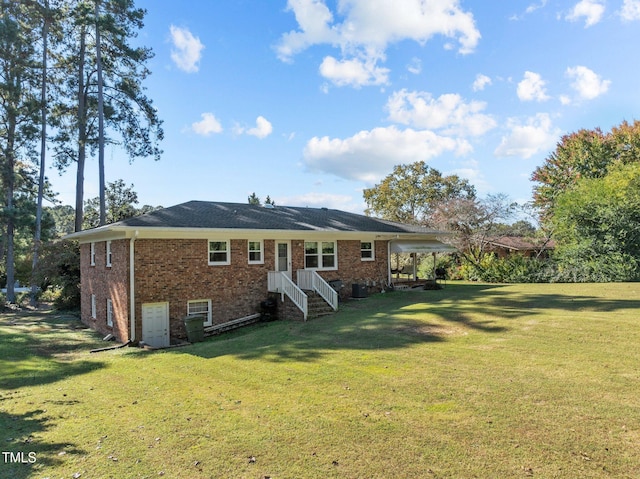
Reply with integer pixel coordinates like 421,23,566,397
393,323,467,337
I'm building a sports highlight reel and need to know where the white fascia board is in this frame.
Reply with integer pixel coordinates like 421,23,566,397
66,226,448,243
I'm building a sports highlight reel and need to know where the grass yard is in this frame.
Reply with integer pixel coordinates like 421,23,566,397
1,283,639,478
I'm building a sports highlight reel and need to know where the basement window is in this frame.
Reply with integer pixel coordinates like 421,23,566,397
187,299,212,327
107,298,113,327
91,294,97,319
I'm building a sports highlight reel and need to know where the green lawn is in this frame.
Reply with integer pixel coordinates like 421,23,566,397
1,283,639,478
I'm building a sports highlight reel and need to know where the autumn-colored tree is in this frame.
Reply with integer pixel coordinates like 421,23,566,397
531,120,640,217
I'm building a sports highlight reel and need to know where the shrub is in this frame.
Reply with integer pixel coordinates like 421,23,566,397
550,244,639,282
34,240,81,311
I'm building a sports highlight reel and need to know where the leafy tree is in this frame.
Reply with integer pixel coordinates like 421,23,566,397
46,204,75,236
532,120,640,217
492,220,537,237
363,161,476,224
83,179,153,228
34,238,81,309
551,162,640,281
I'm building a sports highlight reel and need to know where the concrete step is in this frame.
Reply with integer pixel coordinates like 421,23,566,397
306,291,336,319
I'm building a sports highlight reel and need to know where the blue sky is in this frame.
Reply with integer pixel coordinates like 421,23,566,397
50,0,640,214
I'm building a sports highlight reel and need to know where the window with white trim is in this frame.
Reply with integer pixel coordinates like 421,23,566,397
248,240,263,264
106,298,113,327
187,299,212,327
91,294,97,319
304,241,337,270
106,241,112,267
360,241,374,261
90,242,96,266
208,240,230,265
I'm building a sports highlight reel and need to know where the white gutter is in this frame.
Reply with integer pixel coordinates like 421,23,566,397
129,231,137,342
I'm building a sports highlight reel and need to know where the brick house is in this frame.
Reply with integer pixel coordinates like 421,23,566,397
66,201,454,347
485,236,555,259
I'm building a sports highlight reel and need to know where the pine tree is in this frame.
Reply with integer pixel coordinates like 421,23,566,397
0,1,40,302
51,0,162,232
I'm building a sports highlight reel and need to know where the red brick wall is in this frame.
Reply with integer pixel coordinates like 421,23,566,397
80,240,130,342
133,238,275,340
81,237,391,343
291,239,389,298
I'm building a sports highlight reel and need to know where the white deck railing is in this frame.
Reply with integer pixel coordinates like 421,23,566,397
297,270,339,312
268,271,308,321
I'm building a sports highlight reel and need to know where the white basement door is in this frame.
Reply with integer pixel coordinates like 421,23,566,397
141,302,170,348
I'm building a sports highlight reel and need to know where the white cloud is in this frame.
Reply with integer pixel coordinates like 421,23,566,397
246,116,274,139
386,89,497,137
319,55,390,87
447,159,491,194
565,0,605,27
407,57,422,75
620,0,640,21
566,65,611,100
525,0,548,14
517,71,550,102
303,126,471,183
169,25,205,73
494,113,561,159
191,113,222,136
510,0,548,20
276,0,480,88
275,0,340,62
472,74,492,91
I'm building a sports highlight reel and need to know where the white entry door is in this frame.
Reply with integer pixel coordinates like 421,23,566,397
142,302,170,348
275,241,291,278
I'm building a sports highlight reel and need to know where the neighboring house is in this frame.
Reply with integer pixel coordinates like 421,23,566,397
66,201,454,348
485,236,555,259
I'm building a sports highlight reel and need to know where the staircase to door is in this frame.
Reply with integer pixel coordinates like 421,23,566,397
307,291,335,318
267,270,338,320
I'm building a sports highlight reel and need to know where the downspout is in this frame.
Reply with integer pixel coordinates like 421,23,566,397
129,231,138,342
387,240,392,289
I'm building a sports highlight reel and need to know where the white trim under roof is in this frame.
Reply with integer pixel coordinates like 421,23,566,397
65,225,447,244
390,240,457,254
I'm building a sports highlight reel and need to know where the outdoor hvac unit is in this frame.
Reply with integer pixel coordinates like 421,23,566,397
352,283,368,298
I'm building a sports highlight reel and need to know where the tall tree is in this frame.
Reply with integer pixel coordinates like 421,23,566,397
94,0,106,225
52,0,163,232
531,120,640,217
0,1,40,302
31,0,61,305
363,161,476,224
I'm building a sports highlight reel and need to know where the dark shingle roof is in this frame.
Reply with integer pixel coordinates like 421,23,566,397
114,200,434,234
